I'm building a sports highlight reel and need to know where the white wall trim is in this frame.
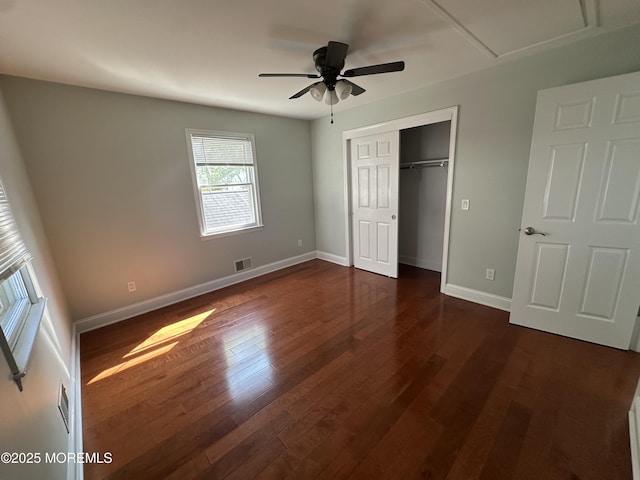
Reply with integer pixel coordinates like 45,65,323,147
75,251,317,333
630,376,640,480
444,283,512,312
342,108,458,141
316,251,348,266
631,407,640,480
417,0,498,58
68,324,83,480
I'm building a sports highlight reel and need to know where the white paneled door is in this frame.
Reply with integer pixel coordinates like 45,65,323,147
510,71,640,349
351,131,400,278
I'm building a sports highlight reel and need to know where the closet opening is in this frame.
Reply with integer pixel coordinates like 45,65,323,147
399,121,451,279
343,106,458,292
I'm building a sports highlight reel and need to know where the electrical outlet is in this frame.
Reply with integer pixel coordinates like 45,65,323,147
298,239,303,247
127,281,136,292
485,268,495,281
461,199,470,211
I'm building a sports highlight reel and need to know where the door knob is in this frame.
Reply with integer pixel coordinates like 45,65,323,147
522,226,547,236
391,215,397,220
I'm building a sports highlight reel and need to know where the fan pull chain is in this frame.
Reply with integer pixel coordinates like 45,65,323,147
330,101,334,124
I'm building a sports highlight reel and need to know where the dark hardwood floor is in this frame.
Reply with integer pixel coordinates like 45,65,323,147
80,259,640,479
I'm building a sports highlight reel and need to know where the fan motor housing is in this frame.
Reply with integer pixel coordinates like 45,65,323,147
313,46,343,88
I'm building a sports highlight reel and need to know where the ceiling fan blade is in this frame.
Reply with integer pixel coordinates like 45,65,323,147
342,61,405,77
289,83,317,99
259,73,320,78
342,80,365,96
325,41,349,70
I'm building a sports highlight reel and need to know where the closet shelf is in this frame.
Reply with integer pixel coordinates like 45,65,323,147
399,158,449,169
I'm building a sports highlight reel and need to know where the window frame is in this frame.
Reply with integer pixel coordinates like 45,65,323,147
0,173,46,392
0,267,35,348
185,129,264,239
0,264,46,392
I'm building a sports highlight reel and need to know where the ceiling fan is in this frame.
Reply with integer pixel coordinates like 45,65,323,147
259,41,405,113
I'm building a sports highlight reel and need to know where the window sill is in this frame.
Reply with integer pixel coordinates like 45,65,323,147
200,225,264,241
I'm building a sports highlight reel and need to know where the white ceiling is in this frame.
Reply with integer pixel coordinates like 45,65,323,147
1,0,639,120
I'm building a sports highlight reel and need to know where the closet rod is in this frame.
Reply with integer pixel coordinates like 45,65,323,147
400,158,449,169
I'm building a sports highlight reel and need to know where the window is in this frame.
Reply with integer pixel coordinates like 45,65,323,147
0,268,38,347
185,129,263,238
0,179,46,391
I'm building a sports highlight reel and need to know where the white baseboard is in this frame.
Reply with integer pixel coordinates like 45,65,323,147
630,378,640,480
316,251,348,266
74,251,318,333
631,408,640,480
444,283,512,312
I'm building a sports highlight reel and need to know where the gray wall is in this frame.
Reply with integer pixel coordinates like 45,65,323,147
401,122,451,162
0,89,72,480
0,78,316,320
312,24,640,299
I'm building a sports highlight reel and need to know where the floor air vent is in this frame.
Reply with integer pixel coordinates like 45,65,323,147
234,257,253,273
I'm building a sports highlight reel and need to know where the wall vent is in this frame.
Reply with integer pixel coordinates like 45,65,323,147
58,381,70,433
234,257,253,273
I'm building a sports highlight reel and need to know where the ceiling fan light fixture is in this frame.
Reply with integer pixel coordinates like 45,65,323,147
258,40,404,123
325,89,339,106
335,80,352,100
310,82,326,102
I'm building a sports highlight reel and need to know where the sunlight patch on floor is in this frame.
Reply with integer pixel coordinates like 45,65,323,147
87,308,215,385
222,323,273,400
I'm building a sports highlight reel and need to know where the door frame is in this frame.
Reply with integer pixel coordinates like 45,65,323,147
342,106,458,291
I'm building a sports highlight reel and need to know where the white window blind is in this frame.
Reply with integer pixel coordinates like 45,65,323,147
0,178,45,391
191,136,254,165
0,183,32,282
186,130,263,238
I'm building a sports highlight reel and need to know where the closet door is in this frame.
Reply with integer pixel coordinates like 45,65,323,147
350,131,399,278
